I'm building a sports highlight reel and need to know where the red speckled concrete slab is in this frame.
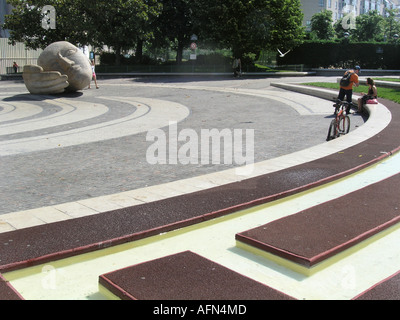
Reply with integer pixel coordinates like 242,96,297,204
236,172,400,269
99,251,295,300
0,274,23,300
353,270,400,300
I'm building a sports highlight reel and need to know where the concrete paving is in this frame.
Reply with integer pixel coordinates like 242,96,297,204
0,75,399,301
0,76,366,217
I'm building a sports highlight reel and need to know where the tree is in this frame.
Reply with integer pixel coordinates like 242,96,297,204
267,0,304,50
83,0,162,65
334,17,347,39
4,0,306,66
310,10,335,40
4,0,162,65
351,10,384,42
383,9,400,42
152,0,193,64
4,0,91,49
192,0,304,59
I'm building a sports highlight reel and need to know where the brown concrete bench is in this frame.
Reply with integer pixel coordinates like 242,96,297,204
0,274,23,300
236,172,400,276
99,251,295,300
353,270,400,300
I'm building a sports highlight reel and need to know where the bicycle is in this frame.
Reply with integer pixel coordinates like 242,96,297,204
326,99,353,141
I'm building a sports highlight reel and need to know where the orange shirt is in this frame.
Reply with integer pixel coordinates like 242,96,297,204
341,71,359,90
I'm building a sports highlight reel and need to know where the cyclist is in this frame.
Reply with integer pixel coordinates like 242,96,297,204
336,66,360,114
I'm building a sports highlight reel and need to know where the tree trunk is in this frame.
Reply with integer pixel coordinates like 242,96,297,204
176,37,184,64
136,38,143,63
115,45,121,66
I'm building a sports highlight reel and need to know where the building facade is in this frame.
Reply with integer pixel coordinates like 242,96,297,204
0,0,13,37
0,0,44,74
301,0,400,31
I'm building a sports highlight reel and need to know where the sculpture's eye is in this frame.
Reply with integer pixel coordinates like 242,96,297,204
65,49,77,56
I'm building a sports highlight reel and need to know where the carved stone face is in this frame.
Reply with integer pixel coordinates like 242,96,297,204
37,41,92,91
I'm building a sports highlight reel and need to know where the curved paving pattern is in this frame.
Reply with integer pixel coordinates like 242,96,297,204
0,77,399,300
0,95,189,156
1,80,354,215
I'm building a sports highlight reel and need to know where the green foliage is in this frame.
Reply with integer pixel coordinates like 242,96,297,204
3,0,305,66
382,9,400,42
99,52,159,66
278,40,400,69
310,10,335,40
351,10,385,42
191,0,304,61
267,0,305,49
4,0,90,49
195,53,232,66
83,0,162,64
149,0,193,63
332,9,400,42
4,0,162,59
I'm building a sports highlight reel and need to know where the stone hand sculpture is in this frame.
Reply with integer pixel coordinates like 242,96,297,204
23,41,92,94
23,65,69,94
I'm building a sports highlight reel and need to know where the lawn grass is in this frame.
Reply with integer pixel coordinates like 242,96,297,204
254,64,276,71
302,82,400,104
375,78,400,83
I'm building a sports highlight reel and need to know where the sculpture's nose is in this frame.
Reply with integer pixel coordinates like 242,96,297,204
57,52,75,71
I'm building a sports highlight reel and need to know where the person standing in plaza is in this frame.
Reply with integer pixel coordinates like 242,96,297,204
232,57,241,78
12,62,18,73
88,59,99,89
337,66,360,113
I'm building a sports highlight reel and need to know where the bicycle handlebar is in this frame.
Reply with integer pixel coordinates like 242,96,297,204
333,98,357,106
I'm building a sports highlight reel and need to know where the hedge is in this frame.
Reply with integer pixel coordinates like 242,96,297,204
277,40,400,69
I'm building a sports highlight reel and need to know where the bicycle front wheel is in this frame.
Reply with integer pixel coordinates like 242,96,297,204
326,119,337,141
339,115,350,134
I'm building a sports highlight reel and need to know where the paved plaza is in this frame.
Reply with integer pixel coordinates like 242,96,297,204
1,75,399,301
0,76,365,215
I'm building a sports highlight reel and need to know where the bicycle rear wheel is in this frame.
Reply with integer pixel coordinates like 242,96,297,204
339,115,350,134
326,119,337,141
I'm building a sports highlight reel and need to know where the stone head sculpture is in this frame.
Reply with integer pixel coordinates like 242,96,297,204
23,41,92,94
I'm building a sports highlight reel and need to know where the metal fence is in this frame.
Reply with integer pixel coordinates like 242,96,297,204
0,38,42,75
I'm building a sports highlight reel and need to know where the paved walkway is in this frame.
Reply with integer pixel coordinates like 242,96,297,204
0,75,399,301
0,76,366,217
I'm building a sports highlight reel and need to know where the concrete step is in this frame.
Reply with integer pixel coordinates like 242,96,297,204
353,270,400,300
236,172,400,277
99,251,295,300
0,274,23,300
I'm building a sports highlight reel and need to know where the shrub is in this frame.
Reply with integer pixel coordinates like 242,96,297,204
278,40,400,69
